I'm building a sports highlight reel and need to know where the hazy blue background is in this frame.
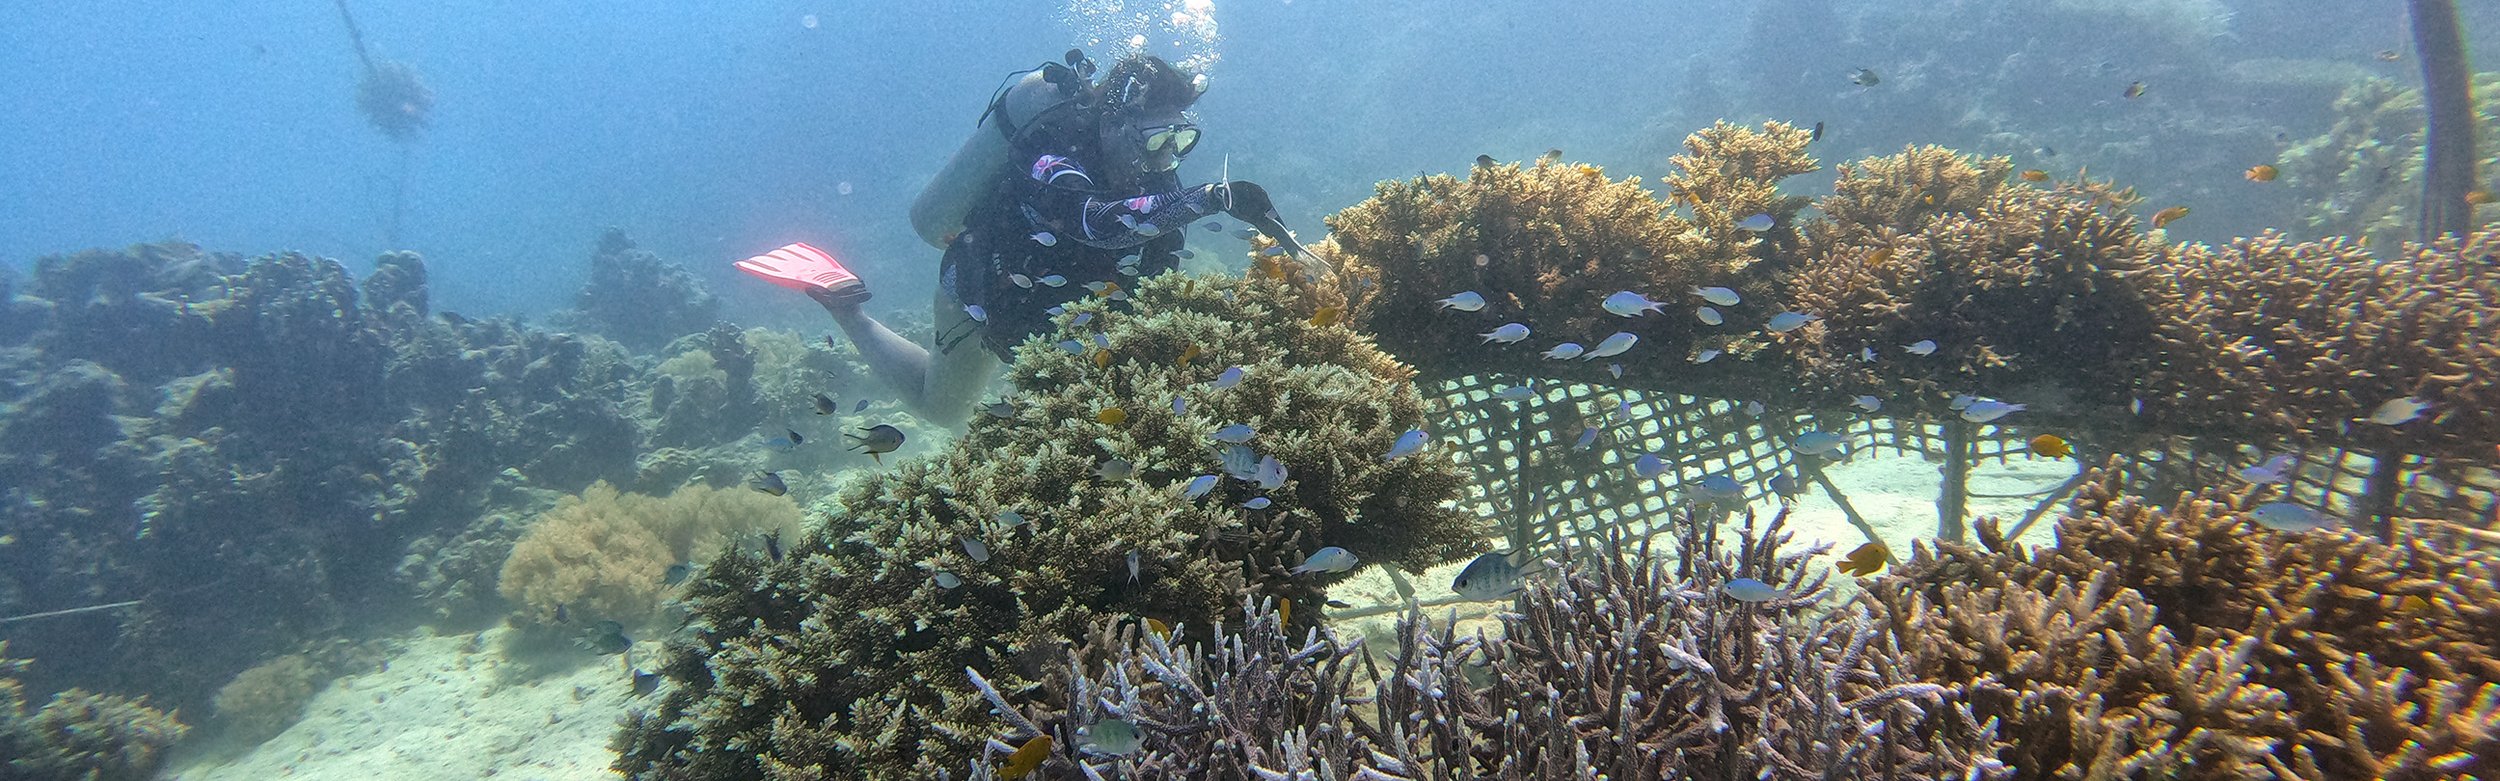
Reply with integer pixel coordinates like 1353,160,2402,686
2,1,2487,328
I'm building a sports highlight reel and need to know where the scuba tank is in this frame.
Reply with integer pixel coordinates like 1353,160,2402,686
909,51,1097,249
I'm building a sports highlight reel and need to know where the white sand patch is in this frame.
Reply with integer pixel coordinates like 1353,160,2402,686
1322,446,2079,640
167,628,637,781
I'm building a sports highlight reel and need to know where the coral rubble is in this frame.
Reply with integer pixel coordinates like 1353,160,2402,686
611,273,1482,779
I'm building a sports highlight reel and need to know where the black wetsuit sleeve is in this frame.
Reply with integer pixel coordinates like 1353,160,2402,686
1022,155,1226,250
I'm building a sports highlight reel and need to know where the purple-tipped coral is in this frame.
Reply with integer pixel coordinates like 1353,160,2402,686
973,510,2008,780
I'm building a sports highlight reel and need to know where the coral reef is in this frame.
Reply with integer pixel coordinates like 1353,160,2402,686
612,273,1483,779
1872,468,2500,779
1789,147,2164,412
497,481,803,626
559,228,722,354
0,641,188,781
2145,229,2500,460
209,654,321,746
972,510,2005,780
2278,73,2500,250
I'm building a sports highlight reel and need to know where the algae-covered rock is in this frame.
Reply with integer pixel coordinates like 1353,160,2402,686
614,273,1483,779
0,642,188,781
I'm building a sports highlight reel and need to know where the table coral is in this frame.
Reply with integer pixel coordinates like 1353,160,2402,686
611,273,1482,779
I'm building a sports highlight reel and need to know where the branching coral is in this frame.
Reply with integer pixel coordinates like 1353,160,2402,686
1873,467,2500,779
1791,149,2163,411
496,481,802,626
2145,228,2500,461
1321,122,1816,386
0,641,189,781
612,273,1482,779
969,510,2007,780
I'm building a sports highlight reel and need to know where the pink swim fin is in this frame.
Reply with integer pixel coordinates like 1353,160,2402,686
735,242,868,302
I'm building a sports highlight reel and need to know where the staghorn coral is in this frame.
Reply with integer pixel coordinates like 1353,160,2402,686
2145,228,2500,461
1790,150,2164,412
1323,123,1817,385
970,510,2006,780
1873,466,2500,780
611,272,1482,779
0,641,188,781
497,480,802,627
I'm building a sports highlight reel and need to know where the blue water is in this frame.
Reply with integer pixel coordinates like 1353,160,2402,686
7,1,2489,322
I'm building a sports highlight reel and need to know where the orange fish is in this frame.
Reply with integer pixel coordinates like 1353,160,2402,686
1308,306,1342,327
999,735,1052,779
1836,541,1890,577
2466,190,2497,206
1178,344,1201,365
2019,169,2049,182
2243,164,2278,183
2151,206,2190,229
1096,407,1127,425
1091,349,1112,369
2029,434,2073,459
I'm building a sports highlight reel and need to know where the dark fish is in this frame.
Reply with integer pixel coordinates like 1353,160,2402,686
2037,145,2058,157
1451,550,1538,601
579,621,630,655
751,471,788,496
1205,221,1224,233
664,562,692,585
1849,67,1880,86
1474,154,1497,167
785,428,805,446
846,424,906,464
762,530,783,563
631,669,661,697
812,393,838,415
854,398,872,413
553,603,569,624
825,335,839,350
1538,148,1563,165
1809,121,1824,141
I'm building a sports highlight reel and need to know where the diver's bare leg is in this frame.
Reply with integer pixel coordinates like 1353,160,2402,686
816,288,996,428
920,285,1002,427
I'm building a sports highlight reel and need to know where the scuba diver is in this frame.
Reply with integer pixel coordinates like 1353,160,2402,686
738,50,1314,427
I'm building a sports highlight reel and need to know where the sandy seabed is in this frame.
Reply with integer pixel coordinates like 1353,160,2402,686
164,447,2077,780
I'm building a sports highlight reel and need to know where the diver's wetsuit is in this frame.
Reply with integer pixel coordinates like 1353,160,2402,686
940,151,1229,357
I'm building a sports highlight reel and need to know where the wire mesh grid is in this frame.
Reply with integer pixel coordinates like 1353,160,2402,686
1426,373,2500,555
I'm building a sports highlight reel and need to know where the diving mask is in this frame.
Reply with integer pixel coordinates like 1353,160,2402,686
1142,123,1200,158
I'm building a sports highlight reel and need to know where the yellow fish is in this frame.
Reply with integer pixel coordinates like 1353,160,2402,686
1866,247,1895,267
2150,205,2190,229
2393,594,2429,614
1178,344,1201,366
1277,599,1291,625
1091,349,1112,369
2467,190,2497,206
2019,169,2049,183
999,735,1051,779
1143,617,1172,640
2243,164,2278,183
1252,254,1289,281
1836,541,1890,577
1093,281,1123,298
2029,434,2073,459
1308,306,1342,327
1096,407,1127,425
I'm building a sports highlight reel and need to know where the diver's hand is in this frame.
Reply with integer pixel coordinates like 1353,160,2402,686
1222,180,1277,224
